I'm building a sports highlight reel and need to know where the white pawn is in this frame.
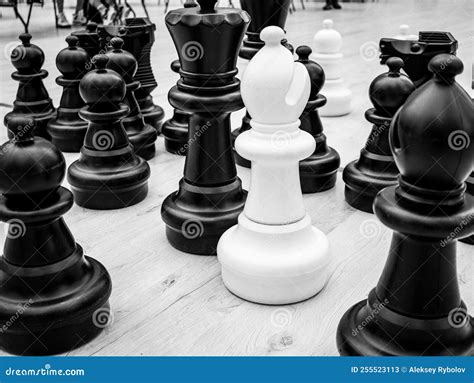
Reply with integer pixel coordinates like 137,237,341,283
394,24,418,40
310,19,351,117
217,26,330,305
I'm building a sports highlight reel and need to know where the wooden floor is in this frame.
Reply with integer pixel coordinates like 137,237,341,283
0,0,472,356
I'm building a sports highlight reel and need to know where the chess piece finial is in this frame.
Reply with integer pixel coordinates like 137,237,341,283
343,56,415,212
296,45,341,193
218,27,330,304
106,37,158,160
311,19,351,116
162,0,249,254
0,116,112,355
4,34,55,139
337,54,474,356
47,35,90,152
232,0,293,168
68,54,150,209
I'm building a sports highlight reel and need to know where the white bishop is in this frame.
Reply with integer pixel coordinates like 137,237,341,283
217,26,330,305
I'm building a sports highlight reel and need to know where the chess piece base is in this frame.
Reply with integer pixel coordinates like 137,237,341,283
343,158,398,213
138,96,165,134
0,247,111,355
68,149,150,210
162,110,190,155
47,118,87,152
218,214,329,305
161,179,247,256
126,124,157,161
337,291,474,356
319,79,351,117
300,147,340,193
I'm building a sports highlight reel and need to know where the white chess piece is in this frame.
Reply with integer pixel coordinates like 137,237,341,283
394,24,418,41
310,19,351,116
217,26,330,305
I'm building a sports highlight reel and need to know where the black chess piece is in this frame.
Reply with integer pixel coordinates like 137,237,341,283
106,37,157,160
72,22,101,62
337,54,474,356
162,60,192,155
98,18,165,133
461,173,474,245
4,33,55,140
0,116,112,355
343,57,415,213
296,46,340,193
47,36,89,152
379,32,457,87
67,55,150,210
161,0,248,255
232,0,292,168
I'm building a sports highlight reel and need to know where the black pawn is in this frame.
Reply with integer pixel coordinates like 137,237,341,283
337,54,474,356
106,37,157,160
296,46,340,193
0,116,112,355
68,55,150,210
461,172,474,245
47,35,89,152
232,0,293,168
4,33,55,140
161,60,191,155
343,57,415,213
161,0,248,255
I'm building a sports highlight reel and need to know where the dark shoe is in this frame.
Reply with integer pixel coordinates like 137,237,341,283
323,4,333,10
333,2,342,9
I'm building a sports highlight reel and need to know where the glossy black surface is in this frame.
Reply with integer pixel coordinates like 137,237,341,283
337,54,474,356
161,0,248,255
4,33,55,140
47,35,89,152
296,46,340,193
0,116,112,355
67,55,150,210
343,57,415,213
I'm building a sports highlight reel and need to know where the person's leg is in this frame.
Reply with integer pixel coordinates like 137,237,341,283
57,0,72,28
323,0,333,10
73,0,87,25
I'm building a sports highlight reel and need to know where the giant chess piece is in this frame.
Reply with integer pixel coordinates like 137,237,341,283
161,0,197,155
461,173,474,244
47,35,89,152
296,46,340,193
72,22,101,62
161,60,192,155
0,116,112,355
98,18,165,133
161,0,248,255
4,33,55,140
311,20,351,117
337,54,474,356
106,37,157,160
343,57,415,213
231,0,292,168
379,31,457,87
68,55,150,209
218,27,330,304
